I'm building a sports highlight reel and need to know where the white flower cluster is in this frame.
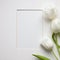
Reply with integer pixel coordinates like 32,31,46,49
33,8,59,60
41,8,59,60
41,8,60,50
44,8,60,33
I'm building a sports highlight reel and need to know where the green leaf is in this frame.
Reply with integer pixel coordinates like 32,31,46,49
32,54,50,60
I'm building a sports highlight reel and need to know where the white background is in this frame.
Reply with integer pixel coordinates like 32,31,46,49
0,0,59,48
0,0,60,60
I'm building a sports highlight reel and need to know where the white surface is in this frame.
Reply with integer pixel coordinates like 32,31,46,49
0,0,59,48
0,48,56,60
17,11,42,48
0,0,60,60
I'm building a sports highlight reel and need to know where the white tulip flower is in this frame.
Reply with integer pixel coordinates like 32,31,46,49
44,8,57,21
51,18,60,33
41,37,58,60
41,37,53,51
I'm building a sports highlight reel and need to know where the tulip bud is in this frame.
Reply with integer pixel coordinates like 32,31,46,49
44,8,57,21
51,18,60,33
41,37,53,51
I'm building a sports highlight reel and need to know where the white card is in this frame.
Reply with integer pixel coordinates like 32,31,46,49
16,9,43,48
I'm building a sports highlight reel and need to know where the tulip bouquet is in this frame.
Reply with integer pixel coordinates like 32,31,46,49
32,8,60,60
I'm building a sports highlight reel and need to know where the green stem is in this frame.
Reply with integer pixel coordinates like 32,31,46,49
52,51,58,60
52,33,60,56
56,45,60,56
